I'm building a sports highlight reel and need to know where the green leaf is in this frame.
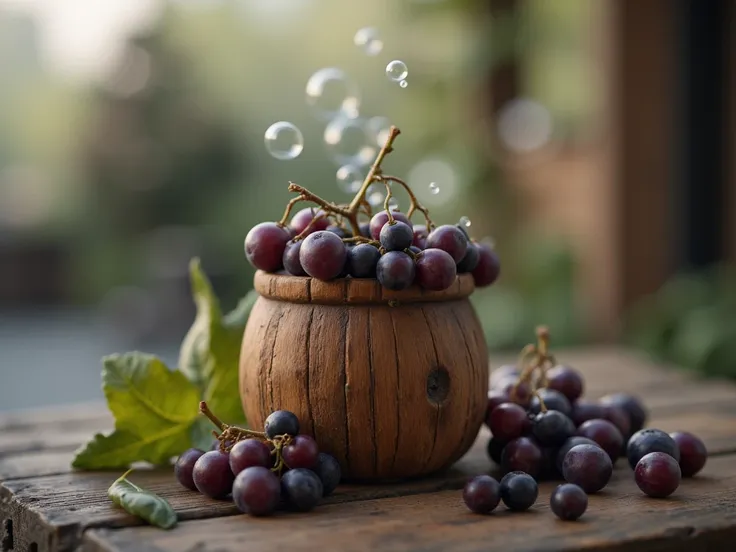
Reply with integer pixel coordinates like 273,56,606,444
108,469,177,530
223,289,258,330
72,427,188,469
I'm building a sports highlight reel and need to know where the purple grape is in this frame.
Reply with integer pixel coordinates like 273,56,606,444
299,231,347,281
192,450,235,499
313,452,341,496
545,365,584,402
457,242,481,273
463,475,501,514
670,431,707,477
562,444,612,493
490,364,519,387
496,378,532,408
379,220,414,251
489,403,530,441
599,393,648,434
603,404,631,442
326,225,352,239
540,446,562,480
529,389,572,417
577,419,624,462
425,224,468,263
376,251,415,290
487,437,505,465
499,471,538,511
550,483,588,521
369,210,412,240
264,410,300,438
290,207,329,235
532,410,575,447
229,439,272,475
556,436,600,473
281,468,323,512
282,435,319,470
571,400,607,427
627,429,680,469
635,452,681,498
501,437,543,478
484,390,510,427
408,245,422,255
346,243,380,278
414,248,457,291
412,224,428,249
472,243,501,287
244,222,291,272
232,466,281,516
283,240,306,276
359,222,371,238
175,448,205,491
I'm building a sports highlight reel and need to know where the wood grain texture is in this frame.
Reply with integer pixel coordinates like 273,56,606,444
83,454,736,552
241,274,488,480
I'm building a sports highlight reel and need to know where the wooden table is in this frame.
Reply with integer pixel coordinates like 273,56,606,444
2,348,736,552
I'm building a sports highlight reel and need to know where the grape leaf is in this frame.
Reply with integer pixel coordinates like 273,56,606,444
108,469,177,529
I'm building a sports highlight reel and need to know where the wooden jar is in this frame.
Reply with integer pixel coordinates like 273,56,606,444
239,270,488,481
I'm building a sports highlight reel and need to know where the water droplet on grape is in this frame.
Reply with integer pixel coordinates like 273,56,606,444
429,182,440,195
367,116,392,147
336,165,363,194
324,117,377,167
497,98,553,153
399,79,408,88
460,216,472,228
386,60,408,82
366,183,384,207
306,68,361,121
264,121,304,160
353,27,383,56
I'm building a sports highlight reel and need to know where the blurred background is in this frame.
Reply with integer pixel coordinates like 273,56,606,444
0,0,733,411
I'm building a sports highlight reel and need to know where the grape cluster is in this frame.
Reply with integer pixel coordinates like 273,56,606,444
463,327,708,520
175,405,341,517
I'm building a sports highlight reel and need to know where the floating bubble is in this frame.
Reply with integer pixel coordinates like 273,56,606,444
386,60,408,82
264,121,303,160
429,182,440,195
497,98,553,153
353,27,383,56
459,216,471,228
336,165,364,194
388,199,400,211
306,68,360,121
324,117,377,167
399,80,408,89
367,116,392,147
408,158,458,206
366,183,384,206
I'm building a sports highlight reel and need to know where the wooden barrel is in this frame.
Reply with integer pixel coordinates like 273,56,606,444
239,270,488,481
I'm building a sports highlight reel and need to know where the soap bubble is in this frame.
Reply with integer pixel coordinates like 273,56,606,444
306,68,360,120
399,80,408,88
497,98,553,153
353,27,383,56
264,121,303,160
459,216,471,228
367,116,392,147
429,182,440,195
386,60,408,82
408,158,458,206
324,117,377,167
336,165,364,194
366,183,384,206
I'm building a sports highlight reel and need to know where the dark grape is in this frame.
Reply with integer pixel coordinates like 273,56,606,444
635,452,681,498
490,365,520,387
533,410,576,447
599,393,648,434
556,436,600,473
369,210,412,240
545,365,584,403
326,225,352,239
283,240,306,276
499,471,538,511
627,428,680,469
281,468,323,512
192,450,235,499
501,437,543,478
487,437,505,465
550,484,588,521
175,448,205,491
359,222,371,238
232,466,281,517
313,453,341,496
346,243,380,278
529,389,572,418
229,439,272,475
457,242,481,273
576,419,624,462
603,404,631,442
540,446,562,480
408,245,422,255
299,231,347,281
414,248,457,291
376,251,415,290
570,400,607,427
463,475,501,514
425,224,468,263
670,431,707,477
244,222,291,272
472,242,501,287
412,224,428,249
485,390,510,427
290,207,329,235
496,378,532,408
282,435,319,470
489,403,530,441
264,410,300,438
380,220,414,251
562,444,612,493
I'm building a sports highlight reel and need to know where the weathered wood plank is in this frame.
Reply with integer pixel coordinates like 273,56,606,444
82,454,736,552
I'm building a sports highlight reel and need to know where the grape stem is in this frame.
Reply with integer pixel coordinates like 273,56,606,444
375,175,435,230
511,326,558,410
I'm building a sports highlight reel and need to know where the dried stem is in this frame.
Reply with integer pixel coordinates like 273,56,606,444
382,181,395,224
348,126,401,213
279,196,306,227
377,175,435,229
